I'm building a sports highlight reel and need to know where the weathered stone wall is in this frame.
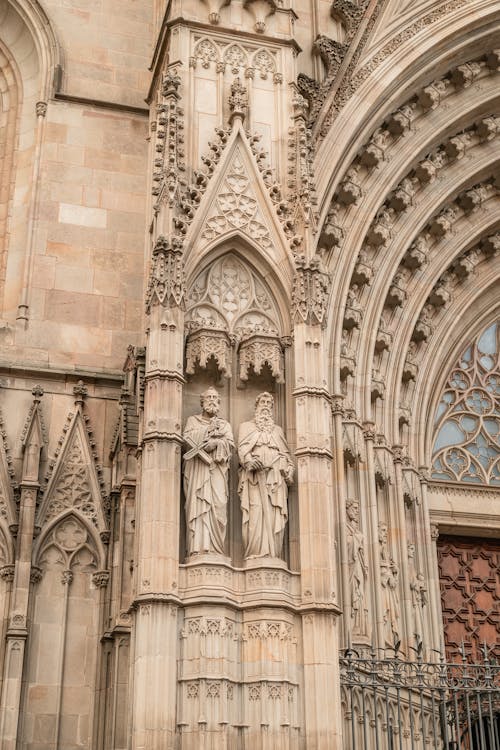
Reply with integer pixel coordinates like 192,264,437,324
0,1,498,748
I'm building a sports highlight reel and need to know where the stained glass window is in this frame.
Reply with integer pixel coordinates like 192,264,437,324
431,321,500,485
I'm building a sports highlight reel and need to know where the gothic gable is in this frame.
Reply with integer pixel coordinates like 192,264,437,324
37,409,108,534
184,123,293,291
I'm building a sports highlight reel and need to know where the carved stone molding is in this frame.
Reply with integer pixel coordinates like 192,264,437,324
185,328,232,378
152,66,185,209
145,235,185,313
238,334,284,382
318,2,484,135
292,256,331,328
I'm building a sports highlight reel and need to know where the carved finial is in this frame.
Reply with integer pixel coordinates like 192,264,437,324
32,385,44,401
162,68,181,98
228,77,248,125
292,92,309,120
73,380,88,405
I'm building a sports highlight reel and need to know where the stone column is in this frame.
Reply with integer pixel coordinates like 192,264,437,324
130,235,185,750
391,446,414,653
362,423,385,649
292,258,342,749
421,468,444,653
0,387,43,748
331,397,350,633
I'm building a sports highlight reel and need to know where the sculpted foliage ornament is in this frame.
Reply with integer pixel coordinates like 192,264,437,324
145,235,185,313
292,254,330,327
152,67,185,209
228,77,248,123
318,1,485,135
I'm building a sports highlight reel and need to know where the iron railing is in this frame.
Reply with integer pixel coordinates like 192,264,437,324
340,645,500,749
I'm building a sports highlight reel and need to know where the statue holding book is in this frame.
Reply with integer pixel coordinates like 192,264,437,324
182,387,234,556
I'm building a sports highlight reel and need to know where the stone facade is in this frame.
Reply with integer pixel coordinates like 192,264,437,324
0,0,499,747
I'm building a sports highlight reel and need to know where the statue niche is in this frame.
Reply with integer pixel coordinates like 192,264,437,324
182,253,292,566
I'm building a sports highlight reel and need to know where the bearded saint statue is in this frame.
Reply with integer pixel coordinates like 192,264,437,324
238,392,294,560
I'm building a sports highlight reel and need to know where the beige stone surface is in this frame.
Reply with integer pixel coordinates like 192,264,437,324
0,0,499,748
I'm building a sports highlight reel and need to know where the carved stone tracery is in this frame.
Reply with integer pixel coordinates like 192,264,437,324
186,254,284,379
432,320,500,486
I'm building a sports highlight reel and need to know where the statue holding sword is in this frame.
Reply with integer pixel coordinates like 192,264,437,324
183,387,234,556
238,392,294,560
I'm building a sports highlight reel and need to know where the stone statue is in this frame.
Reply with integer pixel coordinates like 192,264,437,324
238,392,294,559
379,523,400,645
346,499,368,635
183,388,234,556
408,543,427,643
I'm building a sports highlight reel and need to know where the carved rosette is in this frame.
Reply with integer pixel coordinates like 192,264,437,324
145,235,185,313
185,328,232,378
238,334,284,383
292,256,330,328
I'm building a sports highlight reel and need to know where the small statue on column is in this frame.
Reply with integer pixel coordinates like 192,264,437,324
183,388,234,556
379,522,400,645
408,542,427,644
346,499,368,636
238,392,294,560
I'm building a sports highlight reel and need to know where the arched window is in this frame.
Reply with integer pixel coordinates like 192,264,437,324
431,320,500,485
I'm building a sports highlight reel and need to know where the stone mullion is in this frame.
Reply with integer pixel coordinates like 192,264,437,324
293,322,342,749
362,424,385,650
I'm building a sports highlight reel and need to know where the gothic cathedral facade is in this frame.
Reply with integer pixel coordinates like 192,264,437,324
0,0,499,748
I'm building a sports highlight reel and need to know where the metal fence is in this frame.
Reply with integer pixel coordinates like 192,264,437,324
340,645,500,749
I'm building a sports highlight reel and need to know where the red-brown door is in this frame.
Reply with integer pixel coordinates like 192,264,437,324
437,535,500,661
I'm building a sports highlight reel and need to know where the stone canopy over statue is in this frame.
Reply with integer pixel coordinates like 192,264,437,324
238,392,294,560
182,388,234,556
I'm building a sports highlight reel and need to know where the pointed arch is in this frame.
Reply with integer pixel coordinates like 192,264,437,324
22,510,105,749
33,508,106,572
185,235,291,335
429,318,500,486
0,0,61,101
0,0,61,319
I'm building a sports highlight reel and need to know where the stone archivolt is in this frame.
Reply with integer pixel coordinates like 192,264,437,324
320,49,499,413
